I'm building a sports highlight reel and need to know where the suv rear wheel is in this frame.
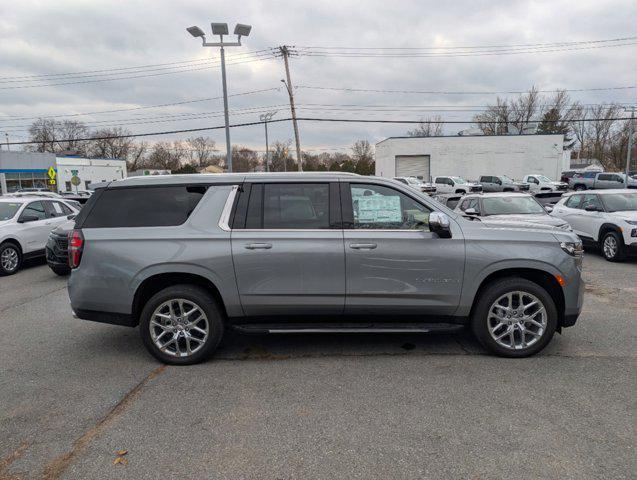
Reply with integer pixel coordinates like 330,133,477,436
471,278,557,357
0,242,22,276
139,285,224,365
600,230,625,262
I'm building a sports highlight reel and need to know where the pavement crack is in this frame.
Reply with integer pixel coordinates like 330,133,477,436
0,286,67,314
0,441,28,480
40,365,166,480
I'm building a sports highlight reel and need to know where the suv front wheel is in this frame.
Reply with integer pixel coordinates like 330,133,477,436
600,230,625,262
139,285,224,365
0,242,22,276
471,278,557,357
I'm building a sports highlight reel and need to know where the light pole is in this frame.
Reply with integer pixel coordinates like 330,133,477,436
187,22,252,173
259,111,277,172
624,106,636,178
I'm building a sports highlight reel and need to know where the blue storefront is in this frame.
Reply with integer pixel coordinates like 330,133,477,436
0,151,57,195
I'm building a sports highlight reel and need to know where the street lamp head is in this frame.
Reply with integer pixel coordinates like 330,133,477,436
234,24,252,37
211,22,229,35
186,26,206,38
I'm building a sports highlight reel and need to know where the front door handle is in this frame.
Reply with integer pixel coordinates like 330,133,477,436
349,243,377,250
245,243,272,250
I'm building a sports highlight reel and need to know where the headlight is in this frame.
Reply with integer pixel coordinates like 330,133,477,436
560,241,584,257
625,220,637,225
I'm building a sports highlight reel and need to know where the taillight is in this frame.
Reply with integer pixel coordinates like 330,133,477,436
68,229,84,269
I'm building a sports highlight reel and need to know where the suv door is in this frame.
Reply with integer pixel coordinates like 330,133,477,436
341,181,464,316
230,182,345,316
17,201,50,252
575,194,605,240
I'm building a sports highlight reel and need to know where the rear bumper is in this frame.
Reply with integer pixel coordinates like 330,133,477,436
73,308,137,327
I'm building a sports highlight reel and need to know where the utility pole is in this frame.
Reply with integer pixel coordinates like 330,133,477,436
278,46,303,171
187,23,253,173
3,133,9,151
624,107,636,178
259,111,277,172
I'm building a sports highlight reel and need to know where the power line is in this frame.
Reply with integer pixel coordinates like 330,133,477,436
296,85,637,95
8,115,634,146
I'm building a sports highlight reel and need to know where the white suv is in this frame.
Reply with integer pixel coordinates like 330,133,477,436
0,196,79,275
433,176,483,194
550,189,637,261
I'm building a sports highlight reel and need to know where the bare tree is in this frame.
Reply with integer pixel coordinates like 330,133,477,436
473,98,511,135
186,136,216,167
270,140,293,172
127,141,149,171
510,86,542,134
232,146,260,172
407,115,444,137
88,127,135,159
537,90,580,148
146,141,184,170
26,118,89,154
587,104,622,169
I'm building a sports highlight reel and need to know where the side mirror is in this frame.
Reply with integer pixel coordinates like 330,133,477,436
544,205,554,213
464,207,479,216
67,214,76,220
18,215,40,223
429,212,452,238
584,204,600,212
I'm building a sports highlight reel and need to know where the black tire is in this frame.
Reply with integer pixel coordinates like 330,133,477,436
51,265,71,276
573,184,586,191
139,284,224,365
0,242,22,276
471,277,557,358
600,230,625,262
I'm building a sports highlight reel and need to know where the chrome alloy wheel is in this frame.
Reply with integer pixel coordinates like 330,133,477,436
488,291,547,350
149,299,209,357
603,235,618,259
1,247,19,273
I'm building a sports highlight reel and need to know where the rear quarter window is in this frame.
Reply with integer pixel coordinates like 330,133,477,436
81,185,207,228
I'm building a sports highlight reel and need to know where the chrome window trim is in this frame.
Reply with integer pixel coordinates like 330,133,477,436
218,185,239,232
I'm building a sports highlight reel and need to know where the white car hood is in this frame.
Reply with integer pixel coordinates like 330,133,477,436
0,219,14,228
483,214,568,228
608,211,637,222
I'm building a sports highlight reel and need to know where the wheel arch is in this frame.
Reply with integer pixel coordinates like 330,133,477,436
0,237,23,254
598,223,623,244
132,272,228,327
468,268,566,328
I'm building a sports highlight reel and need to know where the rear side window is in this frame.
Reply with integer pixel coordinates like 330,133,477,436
263,183,329,229
82,186,207,228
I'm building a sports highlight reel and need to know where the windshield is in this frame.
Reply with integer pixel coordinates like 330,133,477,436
482,196,545,216
501,175,514,184
452,177,467,184
600,192,637,212
536,175,552,182
0,202,22,221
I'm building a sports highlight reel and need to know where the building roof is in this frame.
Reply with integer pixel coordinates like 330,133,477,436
376,132,564,145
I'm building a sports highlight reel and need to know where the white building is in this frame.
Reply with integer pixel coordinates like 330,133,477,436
375,134,568,182
0,152,127,195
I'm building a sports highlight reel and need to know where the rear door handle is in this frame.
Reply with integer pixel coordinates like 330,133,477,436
244,243,272,250
349,243,377,250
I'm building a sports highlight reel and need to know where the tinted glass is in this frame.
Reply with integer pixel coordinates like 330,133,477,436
349,184,430,230
565,195,582,208
446,198,461,210
482,196,544,215
21,201,46,220
581,194,603,211
48,201,72,217
263,183,329,229
82,186,207,228
435,178,446,184
597,174,611,181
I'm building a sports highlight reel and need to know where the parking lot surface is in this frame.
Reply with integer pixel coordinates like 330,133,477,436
0,254,635,479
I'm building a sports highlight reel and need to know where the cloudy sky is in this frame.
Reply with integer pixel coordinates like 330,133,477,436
0,0,635,154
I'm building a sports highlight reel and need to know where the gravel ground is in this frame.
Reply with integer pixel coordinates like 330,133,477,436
0,253,635,480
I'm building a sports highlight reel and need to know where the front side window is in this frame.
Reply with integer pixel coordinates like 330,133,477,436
460,198,481,213
482,196,545,216
263,183,329,229
21,201,46,221
349,184,430,230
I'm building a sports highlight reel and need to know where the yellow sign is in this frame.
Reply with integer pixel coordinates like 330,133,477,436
49,179,56,185
47,166,56,180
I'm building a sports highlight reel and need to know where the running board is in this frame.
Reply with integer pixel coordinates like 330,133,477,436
231,323,464,335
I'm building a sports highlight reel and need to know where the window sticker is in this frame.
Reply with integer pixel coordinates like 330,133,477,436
354,195,402,223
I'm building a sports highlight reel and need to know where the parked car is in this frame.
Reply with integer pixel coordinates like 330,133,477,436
0,196,79,275
68,173,584,364
393,176,437,194
454,193,572,231
16,188,51,193
431,193,464,210
560,170,582,184
568,172,631,191
45,219,75,276
479,175,530,192
550,189,637,261
433,176,483,194
523,174,569,193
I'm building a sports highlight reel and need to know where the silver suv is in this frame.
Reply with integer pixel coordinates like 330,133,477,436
68,173,584,364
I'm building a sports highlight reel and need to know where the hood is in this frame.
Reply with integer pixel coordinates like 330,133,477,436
479,219,562,233
0,219,13,228
551,181,568,187
608,210,637,222
482,214,570,230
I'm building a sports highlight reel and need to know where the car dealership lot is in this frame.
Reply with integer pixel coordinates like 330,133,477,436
0,255,635,480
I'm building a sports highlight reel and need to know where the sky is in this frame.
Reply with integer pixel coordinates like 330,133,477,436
0,0,635,155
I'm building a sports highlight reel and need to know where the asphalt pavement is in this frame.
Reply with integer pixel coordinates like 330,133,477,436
0,253,635,479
